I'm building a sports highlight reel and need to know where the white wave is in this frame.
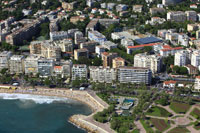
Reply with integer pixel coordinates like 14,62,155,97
0,93,73,104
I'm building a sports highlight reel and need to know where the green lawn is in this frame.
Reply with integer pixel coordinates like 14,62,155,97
140,119,154,133
146,106,172,117
150,118,170,132
168,127,190,133
132,129,140,133
169,102,191,114
190,108,200,120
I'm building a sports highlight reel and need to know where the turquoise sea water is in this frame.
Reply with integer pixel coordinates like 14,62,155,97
0,93,92,133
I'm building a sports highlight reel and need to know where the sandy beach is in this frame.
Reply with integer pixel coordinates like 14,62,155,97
0,86,115,133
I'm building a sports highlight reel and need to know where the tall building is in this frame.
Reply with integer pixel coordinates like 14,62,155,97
117,67,152,84
9,55,25,74
167,11,186,22
95,45,105,57
112,57,125,68
89,66,117,83
24,55,40,75
38,58,54,77
174,50,188,66
6,18,45,45
0,51,12,71
72,64,88,80
134,54,162,73
185,11,197,22
194,76,200,92
80,41,99,53
101,52,118,67
74,48,89,60
191,50,200,67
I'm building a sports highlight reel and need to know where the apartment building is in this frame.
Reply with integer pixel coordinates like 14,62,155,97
41,43,61,60
160,45,183,57
102,41,117,50
133,5,143,13
88,31,107,44
194,76,200,92
174,50,188,66
191,50,200,67
38,58,54,77
72,64,88,80
80,41,99,53
178,34,189,47
0,51,12,70
150,8,165,15
89,66,117,83
185,11,197,22
117,67,152,84
162,0,183,5
6,18,45,45
102,52,118,67
50,31,69,41
24,55,40,75
62,1,77,11
112,57,125,68
95,45,105,57
9,55,25,74
134,53,162,73
167,11,186,22
74,48,89,60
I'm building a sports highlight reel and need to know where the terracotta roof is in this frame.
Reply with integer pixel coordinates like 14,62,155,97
102,52,109,56
161,47,183,52
54,66,62,69
113,57,125,61
196,76,200,79
164,80,177,85
127,43,160,49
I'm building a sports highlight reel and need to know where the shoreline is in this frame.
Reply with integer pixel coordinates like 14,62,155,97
0,87,115,133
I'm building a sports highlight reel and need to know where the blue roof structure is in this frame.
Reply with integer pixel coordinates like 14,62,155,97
135,37,162,44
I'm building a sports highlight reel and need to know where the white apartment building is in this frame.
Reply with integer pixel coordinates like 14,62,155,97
24,55,40,75
191,50,200,68
167,11,186,22
50,31,69,41
117,67,152,84
89,66,117,83
185,11,197,22
134,53,162,73
38,58,54,77
95,45,105,57
194,76,200,92
0,51,12,70
174,50,188,66
72,64,88,80
9,55,25,74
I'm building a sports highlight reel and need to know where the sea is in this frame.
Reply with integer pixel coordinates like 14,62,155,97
0,93,92,133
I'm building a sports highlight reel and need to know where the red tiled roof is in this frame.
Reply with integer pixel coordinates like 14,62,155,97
127,43,160,49
164,80,177,85
196,76,200,79
161,47,183,52
54,66,62,69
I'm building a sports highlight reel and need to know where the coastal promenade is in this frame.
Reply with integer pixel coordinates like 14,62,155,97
0,86,115,133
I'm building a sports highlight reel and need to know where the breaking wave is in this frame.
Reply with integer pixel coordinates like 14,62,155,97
0,93,72,104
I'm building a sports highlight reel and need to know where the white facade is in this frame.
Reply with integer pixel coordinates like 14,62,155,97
9,55,25,74
194,76,200,92
0,51,12,70
174,50,188,66
95,45,105,57
191,50,200,68
89,66,116,83
50,31,69,41
134,54,162,73
72,64,88,80
117,67,152,84
167,11,186,22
